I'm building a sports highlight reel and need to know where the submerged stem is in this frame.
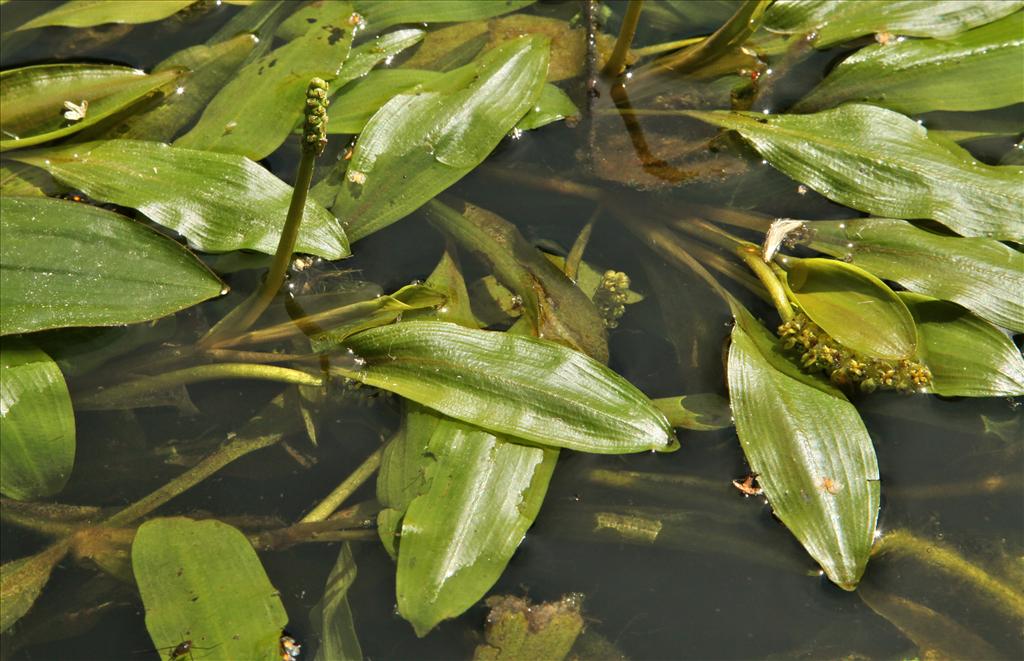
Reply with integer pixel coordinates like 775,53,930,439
602,0,644,76
299,447,383,523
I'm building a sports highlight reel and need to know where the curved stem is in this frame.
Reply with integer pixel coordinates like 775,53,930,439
299,447,383,523
75,363,322,409
602,0,644,76
873,529,1024,621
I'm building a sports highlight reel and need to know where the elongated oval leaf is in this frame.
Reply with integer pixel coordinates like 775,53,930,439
355,0,535,34
795,13,1024,114
328,36,549,241
900,293,1024,397
809,218,1024,332
0,542,70,634
132,517,288,660
17,0,195,30
327,69,443,134
332,28,426,88
728,309,879,589
0,196,224,335
341,321,677,454
787,258,918,360
396,415,558,636
11,141,349,258
107,33,259,142
764,0,1023,48
0,340,75,500
0,64,182,151
686,105,1024,240
175,2,355,160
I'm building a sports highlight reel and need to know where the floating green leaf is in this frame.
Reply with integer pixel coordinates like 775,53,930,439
0,542,70,634
901,293,1024,397
328,36,549,241
106,33,258,142
786,258,918,360
516,83,578,131
0,197,223,335
0,340,75,501
312,544,363,661
377,404,439,558
808,218,1024,332
17,0,195,30
652,393,733,431
341,321,677,454
728,309,879,589
396,416,558,636
175,2,355,160
327,69,442,135
132,517,288,661
11,141,348,258
333,28,426,88
686,104,1024,240
0,64,182,151
795,13,1024,114
354,0,535,34
425,200,608,363
764,0,1023,48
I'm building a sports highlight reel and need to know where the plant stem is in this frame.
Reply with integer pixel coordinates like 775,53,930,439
736,245,795,321
873,529,1024,620
602,0,644,76
200,78,330,348
75,363,322,409
632,35,704,57
299,447,383,523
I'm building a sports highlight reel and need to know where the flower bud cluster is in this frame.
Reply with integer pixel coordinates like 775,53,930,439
304,78,330,155
777,312,932,393
594,270,631,329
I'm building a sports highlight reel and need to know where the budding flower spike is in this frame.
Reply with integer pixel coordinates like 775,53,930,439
304,77,330,156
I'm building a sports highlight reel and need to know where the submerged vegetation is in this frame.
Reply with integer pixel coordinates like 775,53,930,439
0,0,1022,659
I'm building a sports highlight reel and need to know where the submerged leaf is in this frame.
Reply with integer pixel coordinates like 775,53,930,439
0,542,70,634
786,258,918,360
132,518,288,661
175,1,355,160
11,141,348,258
17,0,195,30
796,13,1024,114
396,416,557,636
728,309,879,589
808,218,1024,332
0,64,182,151
0,340,75,500
327,36,549,241
764,0,1024,47
341,321,676,454
474,594,584,661
0,196,224,335
901,293,1024,397
312,544,362,661
686,104,1024,240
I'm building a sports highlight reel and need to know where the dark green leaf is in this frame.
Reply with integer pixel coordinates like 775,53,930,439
786,258,918,360
17,0,195,30
425,200,608,363
809,218,1024,332
795,13,1024,114
396,416,558,636
307,284,446,352
0,197,223,335
174,2,355,160
312,544,362,661
354,0,535,34
327,36,549,241
764,0,1023,48
108,33,258,142
0,340,75,500
901,293,1024,397
0,64,182,151
341,321,677,454
686,105,1024,240
11,140,349,258
728,308,879,589
0,543,70,634
132,517,288,660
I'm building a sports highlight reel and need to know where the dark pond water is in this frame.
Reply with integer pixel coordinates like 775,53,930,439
2,1,1022,659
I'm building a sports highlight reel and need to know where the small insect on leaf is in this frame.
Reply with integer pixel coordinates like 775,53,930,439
62,99,88,122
